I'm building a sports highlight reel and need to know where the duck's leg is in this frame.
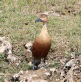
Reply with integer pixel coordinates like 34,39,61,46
43,57,46,63
32,59,41,70
43,57,48,63
42,57,48,68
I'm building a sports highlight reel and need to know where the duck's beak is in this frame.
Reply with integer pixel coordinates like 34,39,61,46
35,18,42,23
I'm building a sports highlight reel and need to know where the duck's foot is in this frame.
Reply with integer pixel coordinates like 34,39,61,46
32,65,39,70
32,59,41,70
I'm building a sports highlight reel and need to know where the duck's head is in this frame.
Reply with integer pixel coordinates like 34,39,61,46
35,13,48,24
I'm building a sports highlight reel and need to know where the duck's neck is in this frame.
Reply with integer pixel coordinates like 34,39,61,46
41,23,48,34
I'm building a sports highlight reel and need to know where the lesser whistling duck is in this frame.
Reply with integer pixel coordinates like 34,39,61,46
31,13,51,70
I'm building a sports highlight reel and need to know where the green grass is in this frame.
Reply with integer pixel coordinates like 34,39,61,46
49,61,59,68
0,76,4,82
0,0,81,77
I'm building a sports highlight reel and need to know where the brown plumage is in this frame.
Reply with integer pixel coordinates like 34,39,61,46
31,13,51,70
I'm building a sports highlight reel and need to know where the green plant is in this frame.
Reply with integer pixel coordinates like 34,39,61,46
49,61,59,68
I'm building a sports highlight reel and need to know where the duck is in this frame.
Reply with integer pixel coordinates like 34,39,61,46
31,13,51,70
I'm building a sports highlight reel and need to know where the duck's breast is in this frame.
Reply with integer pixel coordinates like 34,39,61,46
31,36,51,59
